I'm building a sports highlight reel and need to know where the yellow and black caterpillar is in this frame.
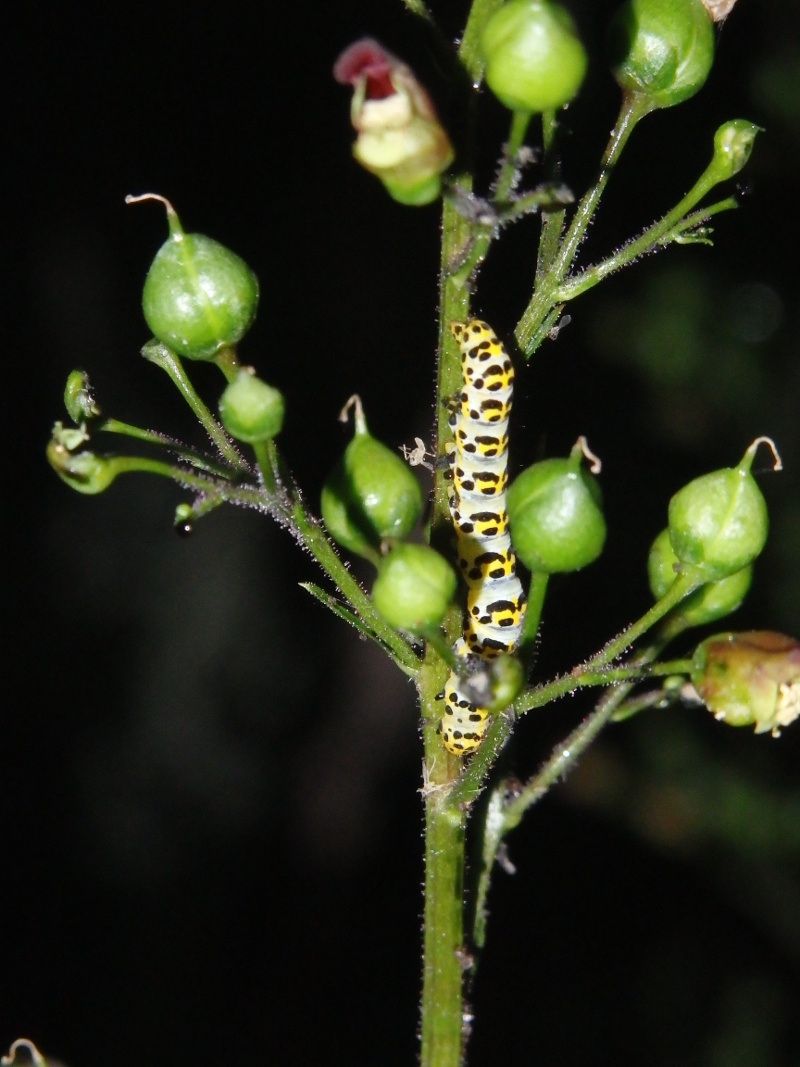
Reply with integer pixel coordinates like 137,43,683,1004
439,319,526,754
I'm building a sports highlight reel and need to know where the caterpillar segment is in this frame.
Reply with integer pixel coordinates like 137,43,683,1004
439,319,526,755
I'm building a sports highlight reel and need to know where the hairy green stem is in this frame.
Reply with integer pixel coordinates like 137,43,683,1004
556,195,739,301
458,0,503,82
98,418,245,477
470,631,680,937
417,21,500,1046
251,438,281,497
244,433,419,674
420,89,655,1066
290,499,420,675
419,193,471,1067
109,455,219,489
142,342,248,471
515,95,646,356
305,520,418,671
579,570,700,673
501,630,673,835
448,578,701,812
518,570,548,656
504,684,624,832
420,650,468,1067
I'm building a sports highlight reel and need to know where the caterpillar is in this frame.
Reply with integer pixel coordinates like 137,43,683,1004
439,319,526,755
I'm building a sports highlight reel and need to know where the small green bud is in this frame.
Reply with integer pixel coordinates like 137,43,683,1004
129,193,259,361
455,651,526,714
691,631,800,735
705,120,762,185
609,0,714,111
371,543,457,634
47,436,118,495
321,396,424,562
64,370,101,423
218,368,285,443
174,502,194,536
507,438,606,574
333,40,454,207
648,527,752,627
667,439,776,583
484,655,526,713
480,0,588,114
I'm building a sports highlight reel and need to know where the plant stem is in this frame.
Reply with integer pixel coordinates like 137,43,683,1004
98,418,243,477
141,342,248,471
503,683,624,832
418,195,471,1067
420,792,466,1067
416,30,494,1046
447,111,539,291
420,651,468,1067
244,435,419,673
515,94,647,356
470,630,683,936
518,570,548,656
107,455,220,490
501,631,675,835
458,0,503,82
580,570,700,673
448,579,702,811
556,194,738,302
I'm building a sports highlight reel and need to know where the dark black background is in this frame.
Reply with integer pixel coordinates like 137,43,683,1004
5,1,800,1064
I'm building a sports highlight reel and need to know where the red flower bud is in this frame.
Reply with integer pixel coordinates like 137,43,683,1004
334,39,454,206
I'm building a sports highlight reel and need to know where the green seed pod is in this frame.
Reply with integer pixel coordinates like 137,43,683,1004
371,543,457,634
174,502,194,536
507,442,606,574
218,368,285,443
64,370,101,423
480,0,588,114
648,527,752,626
691,631,800,735
608,0,714,111
321,397,424,562
131,194,259,361
667,441,771,584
